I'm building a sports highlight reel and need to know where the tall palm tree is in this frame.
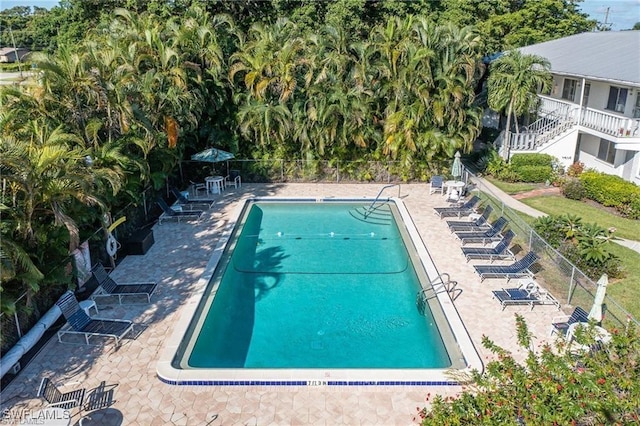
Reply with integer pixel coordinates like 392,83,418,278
487,50,552,157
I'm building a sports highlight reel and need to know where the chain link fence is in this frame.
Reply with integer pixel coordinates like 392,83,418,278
472,177,638,329
178,159,440,185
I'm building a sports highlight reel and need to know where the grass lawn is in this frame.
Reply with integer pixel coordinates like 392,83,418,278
606,243,640,321
520,195,640,241
485,176,544,194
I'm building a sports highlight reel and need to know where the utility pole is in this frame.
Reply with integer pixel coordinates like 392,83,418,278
599,7,613,31
8,26,24,78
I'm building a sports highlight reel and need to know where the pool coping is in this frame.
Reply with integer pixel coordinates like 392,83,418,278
156,197,483,386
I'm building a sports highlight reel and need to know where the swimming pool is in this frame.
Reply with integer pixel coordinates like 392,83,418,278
158,197,482,386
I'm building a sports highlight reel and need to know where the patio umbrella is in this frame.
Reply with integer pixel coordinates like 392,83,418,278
452,151,463,180
588,274,608,323
191,147,234,163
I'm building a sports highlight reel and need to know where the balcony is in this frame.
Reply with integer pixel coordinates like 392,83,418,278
538,95,640,144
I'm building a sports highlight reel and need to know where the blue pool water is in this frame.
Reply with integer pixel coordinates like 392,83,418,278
186,202,451,369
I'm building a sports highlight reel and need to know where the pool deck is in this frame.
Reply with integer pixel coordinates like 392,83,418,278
0,183,563,425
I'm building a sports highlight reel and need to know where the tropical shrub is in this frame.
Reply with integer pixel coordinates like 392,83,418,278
533,214,624,279
579,171,640,219
418,316,640,425
561,178,586,200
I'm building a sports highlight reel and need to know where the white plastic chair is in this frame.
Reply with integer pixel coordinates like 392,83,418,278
225,175,241,189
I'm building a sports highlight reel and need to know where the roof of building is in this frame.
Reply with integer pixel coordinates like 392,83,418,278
518,31,640,86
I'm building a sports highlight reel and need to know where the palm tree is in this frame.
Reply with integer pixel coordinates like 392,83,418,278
487,50,552,158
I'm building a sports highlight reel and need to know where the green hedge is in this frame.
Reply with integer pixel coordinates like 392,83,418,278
510,153,554,167
514,165,553,183
580,171,640,219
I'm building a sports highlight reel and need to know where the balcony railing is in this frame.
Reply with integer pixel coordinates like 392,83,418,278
538,95,640,139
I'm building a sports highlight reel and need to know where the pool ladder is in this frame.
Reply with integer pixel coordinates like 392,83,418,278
364,184,400,219
416,273,460,313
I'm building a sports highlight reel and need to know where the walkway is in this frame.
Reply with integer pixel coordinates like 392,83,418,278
473,176,640,256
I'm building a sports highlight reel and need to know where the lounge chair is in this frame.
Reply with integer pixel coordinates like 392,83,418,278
434,195,480,218
492,281,560,310
447,205,494,232
550,306,590,337
474,251,539,282
38,377,85,410
462,230,516,262
170,187,214,209
429,175,444,195
157,198,204,224
455,217,508,245
55,291,134,346
91,263,157,304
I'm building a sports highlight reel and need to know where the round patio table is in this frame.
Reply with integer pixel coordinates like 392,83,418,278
205,176,224,194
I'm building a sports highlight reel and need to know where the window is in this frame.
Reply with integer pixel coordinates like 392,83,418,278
561,79,578,101
582,83,591,107
606,86,628,113
633,93,640,118
597,139,616,164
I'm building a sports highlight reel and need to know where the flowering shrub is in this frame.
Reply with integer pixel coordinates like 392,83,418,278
567,161,585,177
418,315,640,425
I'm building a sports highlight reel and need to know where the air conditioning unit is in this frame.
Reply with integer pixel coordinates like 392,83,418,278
9,362,21,375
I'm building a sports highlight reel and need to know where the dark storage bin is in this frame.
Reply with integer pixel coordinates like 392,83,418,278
125,228,154,255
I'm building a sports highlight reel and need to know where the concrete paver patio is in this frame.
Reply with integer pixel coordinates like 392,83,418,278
0,183,563,425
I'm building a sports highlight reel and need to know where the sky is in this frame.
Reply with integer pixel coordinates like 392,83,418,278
1,0,640,30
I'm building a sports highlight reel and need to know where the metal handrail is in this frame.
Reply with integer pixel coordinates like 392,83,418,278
363,184,400,219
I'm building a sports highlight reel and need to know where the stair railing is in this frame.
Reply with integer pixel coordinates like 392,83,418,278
364,184,400,219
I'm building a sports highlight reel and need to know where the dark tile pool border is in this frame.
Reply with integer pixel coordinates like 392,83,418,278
157,376,460,386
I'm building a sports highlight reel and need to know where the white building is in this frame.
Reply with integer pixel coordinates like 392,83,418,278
507,31,640,184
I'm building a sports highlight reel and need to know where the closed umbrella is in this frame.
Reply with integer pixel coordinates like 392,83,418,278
588,274,608,323
452,151,462,180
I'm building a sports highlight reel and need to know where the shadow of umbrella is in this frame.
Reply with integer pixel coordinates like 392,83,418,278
74,408,123,426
